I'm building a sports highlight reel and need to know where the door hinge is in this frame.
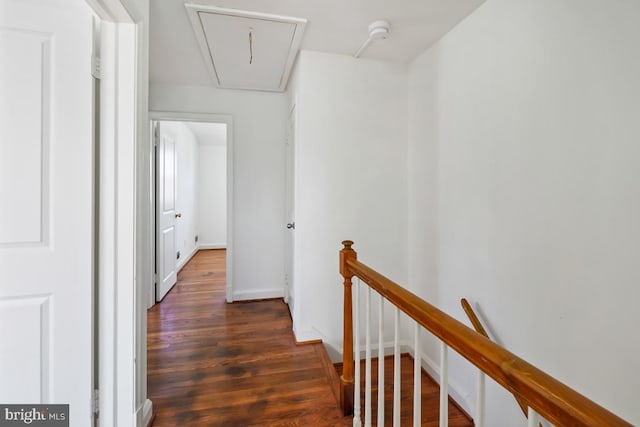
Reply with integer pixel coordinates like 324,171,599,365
92,389,100,415
91,55,101,80
154,274,158,300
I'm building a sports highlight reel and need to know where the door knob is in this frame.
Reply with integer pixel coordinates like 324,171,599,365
286,222,295,229
175,213,182,218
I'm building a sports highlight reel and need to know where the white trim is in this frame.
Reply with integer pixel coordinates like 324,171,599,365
133,11,151,427
86,0,133,22
178,246,226,271
199,243,226,250
96,21,116,427
148,111,235,303
177,246,199,271
232,288,284,301
137,399,153,427
319,341,342,363
114,22,137,427
292,328,324,345
96,17,138,427
334,340,413,364
87,2,149,426
184,4,307,92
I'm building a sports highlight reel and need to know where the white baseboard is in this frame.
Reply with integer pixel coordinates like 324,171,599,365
199,243,226,250
136,398,153,427
292,327,323,344
232,287,284,301
322,338,405,364
176,245,225,272
177,246,198,271
322,341,342,363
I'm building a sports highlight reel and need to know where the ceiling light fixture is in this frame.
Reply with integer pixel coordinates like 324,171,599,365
353,20,390,59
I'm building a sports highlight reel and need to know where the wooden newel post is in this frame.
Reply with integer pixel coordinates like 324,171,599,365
340,240,357,416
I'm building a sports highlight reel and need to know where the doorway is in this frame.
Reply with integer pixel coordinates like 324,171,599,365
149,112,234,307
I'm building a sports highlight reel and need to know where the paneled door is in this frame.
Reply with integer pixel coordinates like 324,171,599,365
156,123,178,301
0,0,94,424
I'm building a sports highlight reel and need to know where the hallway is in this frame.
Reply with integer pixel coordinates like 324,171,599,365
147,249,350,426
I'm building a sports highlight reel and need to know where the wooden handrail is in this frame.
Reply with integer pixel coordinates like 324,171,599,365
339,241,632,427
461,298,531,420
460,298,489,339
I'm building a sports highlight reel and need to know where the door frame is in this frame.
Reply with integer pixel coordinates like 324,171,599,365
284,104,296,306
149,111,235,304
86,0,151,426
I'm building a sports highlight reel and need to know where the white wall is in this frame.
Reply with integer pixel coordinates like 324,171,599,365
150,84,288,300
291,50,408,347
408,0,640,425
198,143,227,248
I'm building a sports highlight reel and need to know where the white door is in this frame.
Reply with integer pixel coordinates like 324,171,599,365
156,122,178,301
0,0,94,424
284,108,295,308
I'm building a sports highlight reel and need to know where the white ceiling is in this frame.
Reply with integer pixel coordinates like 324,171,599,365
150,0,485,88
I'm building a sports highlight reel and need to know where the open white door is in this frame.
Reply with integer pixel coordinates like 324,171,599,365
284,108,295,309
0,0,94,424
155,122,178,301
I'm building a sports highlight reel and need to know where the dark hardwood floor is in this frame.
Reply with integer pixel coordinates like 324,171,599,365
147,249,351,426
148,249,473,426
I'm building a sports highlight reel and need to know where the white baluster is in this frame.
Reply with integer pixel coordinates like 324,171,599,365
353,279,361,427
365,287,372,427
377,295,384,427
413,322,421,427
528,407,540,427
393,307,400,427
476,370,485,427
439,342,449,427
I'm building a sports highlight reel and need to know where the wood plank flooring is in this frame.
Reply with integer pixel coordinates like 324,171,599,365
147,250,351,426
148,249,474,426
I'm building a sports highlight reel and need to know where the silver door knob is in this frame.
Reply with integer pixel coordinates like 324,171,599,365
286,222,295,229
175,213,182,218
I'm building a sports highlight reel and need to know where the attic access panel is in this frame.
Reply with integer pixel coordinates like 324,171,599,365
185,4,307,92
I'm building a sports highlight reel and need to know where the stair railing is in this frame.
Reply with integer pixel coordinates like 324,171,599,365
461,297,533,426
339,240,632,427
